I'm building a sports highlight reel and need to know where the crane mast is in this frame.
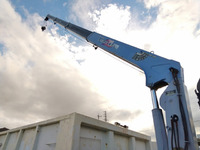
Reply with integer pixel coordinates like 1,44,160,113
43,14,198,150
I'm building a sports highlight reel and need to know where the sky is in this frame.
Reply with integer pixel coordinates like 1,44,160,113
0,0,200,141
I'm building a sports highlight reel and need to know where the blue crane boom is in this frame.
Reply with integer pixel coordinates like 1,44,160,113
43,14,198,150
43,15,180,89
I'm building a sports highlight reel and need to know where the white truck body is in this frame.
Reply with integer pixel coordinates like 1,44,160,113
0,113,153,150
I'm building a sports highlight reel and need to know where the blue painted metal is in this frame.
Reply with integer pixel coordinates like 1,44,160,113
87,32,181,89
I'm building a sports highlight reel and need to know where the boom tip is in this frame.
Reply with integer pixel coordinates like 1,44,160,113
44,17,49,21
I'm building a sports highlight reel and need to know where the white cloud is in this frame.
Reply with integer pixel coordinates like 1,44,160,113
69,0,102,28
153,0,200,34
63,2,67,7
89,4,131,32
43,0,51,3
0,0,107,128
142,0,165,9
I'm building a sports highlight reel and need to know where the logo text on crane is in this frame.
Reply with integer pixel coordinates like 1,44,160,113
99,37,119,49
132,51,155,61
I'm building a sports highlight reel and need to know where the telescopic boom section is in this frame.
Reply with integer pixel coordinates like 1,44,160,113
44,14,181,90
45,14,92,40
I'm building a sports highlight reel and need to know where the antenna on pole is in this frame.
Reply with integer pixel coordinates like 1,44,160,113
97,111,108,122
97,114,102,120
104,111,108,122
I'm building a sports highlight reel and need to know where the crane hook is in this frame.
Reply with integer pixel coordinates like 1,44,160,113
41,26,46,31
41,17,49,31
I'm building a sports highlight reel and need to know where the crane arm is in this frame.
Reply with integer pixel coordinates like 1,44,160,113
43,14,198,150
44,14,180,90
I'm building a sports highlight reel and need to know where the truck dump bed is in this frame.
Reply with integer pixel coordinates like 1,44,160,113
0,113,152,150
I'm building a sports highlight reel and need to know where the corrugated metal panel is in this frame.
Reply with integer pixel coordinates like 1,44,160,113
18,128,35,150
0,113,152,150
114,134,129,150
